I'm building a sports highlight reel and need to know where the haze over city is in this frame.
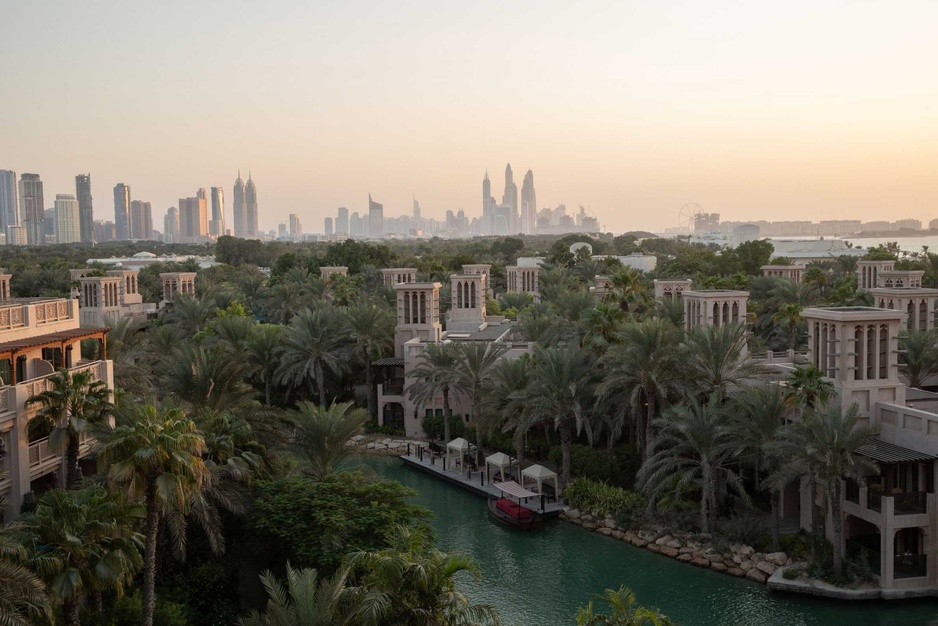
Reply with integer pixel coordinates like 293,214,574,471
2,0,937,234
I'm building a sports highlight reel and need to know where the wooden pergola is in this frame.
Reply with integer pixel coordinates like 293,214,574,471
0,327,108,384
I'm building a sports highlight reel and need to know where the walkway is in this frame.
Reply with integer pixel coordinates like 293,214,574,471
398,449,565,516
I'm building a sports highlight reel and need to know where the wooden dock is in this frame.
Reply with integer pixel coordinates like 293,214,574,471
398,450,565,517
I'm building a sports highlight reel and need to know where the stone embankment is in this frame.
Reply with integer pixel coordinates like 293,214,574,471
349,434,430,456
560,508,803,585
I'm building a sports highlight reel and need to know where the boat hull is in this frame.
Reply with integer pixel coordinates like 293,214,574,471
487,498,544,530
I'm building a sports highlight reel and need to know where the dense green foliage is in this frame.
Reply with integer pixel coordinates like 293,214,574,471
563,477,645,519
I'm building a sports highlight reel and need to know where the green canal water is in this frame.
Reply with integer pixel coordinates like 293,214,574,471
363,456,938,626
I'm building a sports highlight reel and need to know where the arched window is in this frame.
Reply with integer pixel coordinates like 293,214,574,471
854,326,864,380
420,292,427,324
403,291,411,323
457,282,463,309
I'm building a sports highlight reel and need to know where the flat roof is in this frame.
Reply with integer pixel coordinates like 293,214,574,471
858,440,936,464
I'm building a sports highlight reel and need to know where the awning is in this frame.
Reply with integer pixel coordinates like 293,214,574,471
446,437,470,452
522,464,557,480
494,481,538,499
372,357,404,367
0,327,109,361
486,452,512,466
857,440,936,464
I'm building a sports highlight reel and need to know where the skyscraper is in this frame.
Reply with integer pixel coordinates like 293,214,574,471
130,201,153,239
19,173,44,245
178,195,208,242
163,207,179,243
210,187,226,237
502,164,518,234
54,194,81,244
290,213,302,237
482,169,494,235
245,173,258,237
113,183,131,240
413,196,421,220
324,217,333,236
521,169,536,235
349,211,364,237
233,171,246,237
75,174,94,243
368,194,384,238
336,207,349,235
0,170,20,235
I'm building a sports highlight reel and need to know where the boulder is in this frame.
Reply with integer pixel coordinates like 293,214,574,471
566,509,581,519
677,553,693,563
569,518,583,526
745,569,768,584
631,538,648,548
765,552,788,567
647,544,661,554
381,438,392,445
692,557,711,568
612,530,624,540
582,515,595,523
738,545,755,557
679,547,695,555
604,518,617,529
582,522,597,530
660,546,680,558
710,562,728,573
598,527,613,536
752,552,765,563
698,533,713,542
366,443,376,449
739,560,755,572
756,561,777,576
727,567,745,577
732,555,743,565
666,540,682,549
655,535,672,546
708,553,724,563
623,531,637,542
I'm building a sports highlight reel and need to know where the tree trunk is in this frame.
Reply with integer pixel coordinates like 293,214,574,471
317,373,327,408
559,419,573,483
142,481,161,626
830,482,844,574
643,391,656,462
66,429,82,489
442,387,451,443
709,463,720,533
770,489,781,551
264,377,271,406
365,349,376,420
63,596,80,626
700,463,711,534
809,477,820,562
789,322,797,352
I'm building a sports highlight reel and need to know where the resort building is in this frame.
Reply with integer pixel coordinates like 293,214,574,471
0,277,113,519
505,265,540,303
760,264,806,283
592,275,613,300
159,272,197,306
859,260,896,290
461,264,493,299
653,279,693,300
72,269,156,327
682,289,749,332
319,266,348,282
381,268,417,288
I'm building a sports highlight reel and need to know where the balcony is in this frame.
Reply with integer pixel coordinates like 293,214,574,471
868,489,883,513
893,491,928,516
894,554,927,579
28,432,92,479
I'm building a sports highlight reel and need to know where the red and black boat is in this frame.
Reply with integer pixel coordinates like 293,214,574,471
488,481,544,530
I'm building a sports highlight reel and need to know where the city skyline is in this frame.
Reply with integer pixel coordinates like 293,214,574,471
2,2,936,234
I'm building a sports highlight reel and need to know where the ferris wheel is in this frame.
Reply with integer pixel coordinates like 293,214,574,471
678,203,704,231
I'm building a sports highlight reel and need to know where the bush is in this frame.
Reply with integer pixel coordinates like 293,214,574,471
564,477,644,518
89,591,189,626
782,568,800,580
420,414,466,441
779,532,812,560
548,444,641,489
717,511,769,551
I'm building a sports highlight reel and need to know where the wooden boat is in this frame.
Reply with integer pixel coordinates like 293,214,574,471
487,481,544,530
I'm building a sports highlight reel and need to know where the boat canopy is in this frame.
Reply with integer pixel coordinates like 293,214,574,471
494,481,538,499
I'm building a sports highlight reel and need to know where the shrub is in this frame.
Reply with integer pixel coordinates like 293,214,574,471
420,414,466,441
717,511,769,551
564,477,644,518
90,591,189,626
548,444,641,489
779,532,812,560
782,568,800,580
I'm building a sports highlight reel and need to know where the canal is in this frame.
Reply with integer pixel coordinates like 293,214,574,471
364,456,938,626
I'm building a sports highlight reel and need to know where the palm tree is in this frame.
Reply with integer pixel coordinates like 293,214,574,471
276,308,349,407
772,303,803,351
290,401,367,481
407,343,461,442
246,324,286,406
27,368,111,489
99,403,207,626
0,487,48,626
263,282,303,325
770,280,822,307
451,342,507,465
609,268,651,315
684,323,766,402
525,345,594,483
782,403,879,572
480,356,533,471
599,320,684,461
23,487,143,626
899,329,938,388
161,344,258,413
638,397,747,533
732,384,791,548
103,316,150,397
785,365,835,410
165,293,214,335
345,524,500,626
344,300,395,420
576,586,672,626
238,564,353,626
581,302,625,353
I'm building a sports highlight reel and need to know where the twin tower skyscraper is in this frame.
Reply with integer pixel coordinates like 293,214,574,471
482,164,536,236
232,170,258,238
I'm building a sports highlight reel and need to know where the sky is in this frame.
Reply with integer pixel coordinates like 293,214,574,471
2,0,937,234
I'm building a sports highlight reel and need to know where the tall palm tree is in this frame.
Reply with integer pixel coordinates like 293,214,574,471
161,344,258,413
770,280,822,307
451,342,508,465
102,316,150,397
407,343,461,442
165,293,214,336
238,564,353,626
0,487,48,626
27,368,111,489
246,324,286,406
276,308,349,407
480,356,533,471
785,365,834,411
23,487,143,626
638,397,747,533
525,345,594,483
899,329,938,388
599,320,684,461
732,384,791,548
780,403,879,572
344,300,395,419
684,323,766,403
345,524,500,626
609,267,652,315
99,403,207,626
290,401,368,481
772,303,803,351
576,586,672,626
263,281,303,325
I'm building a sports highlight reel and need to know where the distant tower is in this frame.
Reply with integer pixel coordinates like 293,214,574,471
413,196,421,220
245,173,258,236
113,182,131,241
20,173,45,245
54,194,81,244
521,169,536,235
502,164,518,234
163,207,179,243
233,171,246,238
75,174,94,243
482,170,493,235
210,187,226,237
368,194,384,238
0,170,19,235
336,207,349,235
129,201,152,239
323,216,333,236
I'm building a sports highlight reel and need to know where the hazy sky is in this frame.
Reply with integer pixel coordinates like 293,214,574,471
2,1,937,234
